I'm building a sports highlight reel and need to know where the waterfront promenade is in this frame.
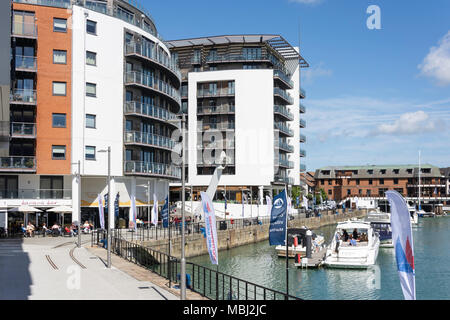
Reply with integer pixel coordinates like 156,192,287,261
0,236,178,300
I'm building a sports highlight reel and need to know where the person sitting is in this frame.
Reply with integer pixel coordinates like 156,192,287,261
82,221,90,233
51,223,60,236
20,223,27,237
26,222,35,237
349,235,357,246
352,228,359,241
342,229,349,242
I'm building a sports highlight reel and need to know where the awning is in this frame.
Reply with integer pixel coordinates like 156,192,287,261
8,205,42,213
47,206,73,213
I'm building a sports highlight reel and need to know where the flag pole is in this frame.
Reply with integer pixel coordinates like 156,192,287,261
284,183,289,300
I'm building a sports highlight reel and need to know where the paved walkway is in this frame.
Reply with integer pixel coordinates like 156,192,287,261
0,237,178,300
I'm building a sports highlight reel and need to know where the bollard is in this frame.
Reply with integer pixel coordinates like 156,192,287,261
306,230,312,258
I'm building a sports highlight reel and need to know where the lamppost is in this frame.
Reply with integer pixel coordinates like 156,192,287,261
98,146,111,268
71,160,81,248
168,114,187,300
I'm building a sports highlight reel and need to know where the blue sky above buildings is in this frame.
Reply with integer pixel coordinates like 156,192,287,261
142,0,450,171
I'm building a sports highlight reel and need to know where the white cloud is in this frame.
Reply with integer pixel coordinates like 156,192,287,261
373,111,444,136
302,62,332,84
418,31,450,86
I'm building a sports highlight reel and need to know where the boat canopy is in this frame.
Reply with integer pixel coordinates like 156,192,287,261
337,221,372,230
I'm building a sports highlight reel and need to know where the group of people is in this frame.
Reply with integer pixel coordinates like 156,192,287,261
335,228,361,250
19,221,93,237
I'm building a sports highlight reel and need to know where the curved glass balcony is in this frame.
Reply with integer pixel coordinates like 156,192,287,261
300,149,306,157
124,161,181,179
125,71,181,107
274,105,294,121
197,105,235,115
274,122,294,137
300,87,306,99
300,134,306,143
124,101,178,126
274,69,294,89
275,139,294,153
125,42,181,83
274,88,294,105
299,103,306,114
300,119,306,128
124,131,175,151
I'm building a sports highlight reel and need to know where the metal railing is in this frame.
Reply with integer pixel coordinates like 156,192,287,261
278,158,294,169
10,122,36,137
124,101,178,123
274,175,294,185
300,119,306,128
197,105,235,115
13,0,69,8
125,42,181,80
274,88,294,105
274,105,294,121
198,122,235,131
124,161,181,179
10,89,37,104
0,157,36,171
300,149,306,157
300,134,306,143
0,189,71,199
273,69,294,88
197,88,235,98
275,139,294,153
205,53,276,64
124,131,175,150
300,87,306,98
299,103,306,113
274,122,294,136
197,140,235,150
125,71,181,105
15,55,37,71
98,234,300,300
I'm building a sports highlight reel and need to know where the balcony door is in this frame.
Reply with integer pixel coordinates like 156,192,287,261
40,176,63,199
0,176,18,199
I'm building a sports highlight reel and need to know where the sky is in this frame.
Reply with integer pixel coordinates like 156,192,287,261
141,0,450,171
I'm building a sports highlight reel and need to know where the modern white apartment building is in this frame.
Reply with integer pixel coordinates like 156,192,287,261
1,0,181,233
167,35,308,203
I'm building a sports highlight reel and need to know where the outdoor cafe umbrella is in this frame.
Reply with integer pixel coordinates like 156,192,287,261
8,205,43,225
47,206,73,226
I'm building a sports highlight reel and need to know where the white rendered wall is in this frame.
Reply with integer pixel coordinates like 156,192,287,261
187,70,275,187
290,63,301,186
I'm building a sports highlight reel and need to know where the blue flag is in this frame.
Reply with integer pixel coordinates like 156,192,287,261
162,196,169,228
269,189,287,246
104,194,109,216
114,193,119,218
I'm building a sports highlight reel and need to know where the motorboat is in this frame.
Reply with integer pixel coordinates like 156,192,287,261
417,209,435,218
324,220,380,269
365,210,393,248
407,205,419,225
275,227,325,258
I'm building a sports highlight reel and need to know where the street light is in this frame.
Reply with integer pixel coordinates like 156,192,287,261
167,114,187,300
71,161,81,248
98,146,111,268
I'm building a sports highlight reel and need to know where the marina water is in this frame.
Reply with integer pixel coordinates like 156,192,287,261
188,216,450,300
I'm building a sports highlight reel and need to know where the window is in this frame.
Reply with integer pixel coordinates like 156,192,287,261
367,190,371,196
85,146,96,160
86,51,97,66
321,179,324,185
359,189,362,195
53,18,67,32
52,145,66,160
328,189,332,196
40,176,63,198
328,180,332,185
347,189,351,195
52,82,66,96
368,170,374,174
379,178,384,185
86,83,96,97
86,114,96,128
52,113,66,128
380,169,386,175
369,179,373,185
53,50,67,64
393,169,400,174
356,179,360,185
86,20,97,35
394,179,399,185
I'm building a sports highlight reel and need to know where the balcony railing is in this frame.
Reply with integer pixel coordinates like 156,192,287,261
124,161,181,179
13,0,70,9
274,69,294,88
274,122,294,137
197,88,235,98
206,53,276,64
300,149,306,157
15,55,37,72
197,140,235,150
274,88,294,105
274,175,294,185
0,157,36,171
299,103,306,114
198,122,235,131
274,105,294,121
10,122,36,138
125,42,181,81
275,139,294,153
124,131,175,150
300,119,306,128
124,101,178,124
10,89,37,104
0,189,72,200
300,134,306,143
197,105,235,115
278,158,294,169
11,21,37,38
300,87,306,99
125,71,181,106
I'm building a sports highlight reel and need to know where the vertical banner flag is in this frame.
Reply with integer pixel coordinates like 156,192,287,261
200,191,218,265
269,189,287,246
114,193,120,219
152,193,159,226
386,190,416,300
162,196,169,228
98,194,105,230
287,196,292,216
266,195,272,217
296,196,300,207
130,195,137,231
224,194,227,210
242,192,247,218
302,196,308,209
104,193,109,216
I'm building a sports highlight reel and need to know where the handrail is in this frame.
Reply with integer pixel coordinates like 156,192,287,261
124,101,178,123
124,161,181,179
124,131,175,150
274,88,294,105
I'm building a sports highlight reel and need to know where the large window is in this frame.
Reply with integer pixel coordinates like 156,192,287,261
86,51,96,66
86,114,96,128
85,146,96,160
0,176,18,199
86,83,96,97
53,50,67,64
86,20,97,35
52,113,66,128
53,18,67,33
40,176,63,199
52,145,66,160
53,82,66,96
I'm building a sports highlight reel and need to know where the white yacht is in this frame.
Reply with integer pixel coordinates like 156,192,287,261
408,205,419,225
324,220,380,269
276,227,325,258
365,210,393,248
417,209,435,218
